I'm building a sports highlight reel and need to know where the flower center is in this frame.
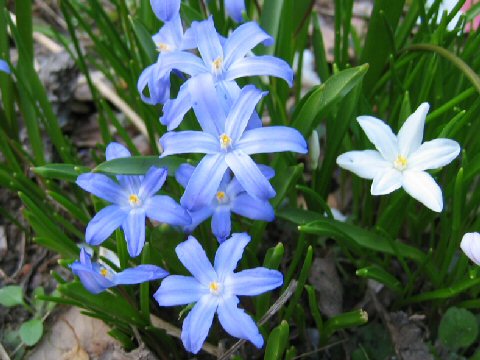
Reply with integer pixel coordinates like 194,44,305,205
212,57,223,74
216,191,229,204
393,155,408,171
156,42,171,52
209,281,221,295
219,133,232,150
129,194,141,207
100,268,108,277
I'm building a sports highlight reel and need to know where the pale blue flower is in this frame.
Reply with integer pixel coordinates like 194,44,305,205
71,248,168,294
154,233,283,353
76,142,191,257
176,164,275,242
225,0,246,22
150,0,181,22
160,76,307,210
0,59,10,74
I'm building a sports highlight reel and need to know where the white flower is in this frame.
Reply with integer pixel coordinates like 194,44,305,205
461,232,480,265
336,103,460,212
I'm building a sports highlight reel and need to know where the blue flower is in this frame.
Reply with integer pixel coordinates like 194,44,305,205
176,164,275,242
225,0,246,22
0,59,10,74
153,233,283,353
71,248,168,294
160,76,307,210
76,142,191,257
150,0,180,22
159,17,292,130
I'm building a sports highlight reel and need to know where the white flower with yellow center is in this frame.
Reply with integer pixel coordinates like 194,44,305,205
336,103,460,212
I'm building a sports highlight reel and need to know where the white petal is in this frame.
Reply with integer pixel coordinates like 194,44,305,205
407,139,460,171
371,168,402,195
357,116,398,161
460,232,480,266
336,150,390,180
397,103,429,156
402,170,443,212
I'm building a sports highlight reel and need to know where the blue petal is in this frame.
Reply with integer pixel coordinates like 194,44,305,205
182,26,196,50
118,175,143,195
70,263,114,294
225,164,273,197
184,206,214,233
76,173,124,203
160,131,219,157
231,194,274,221
145,195,191,226
86,205,128,246
192,17,223,67
106,142,131,160
225,150,276,200
137,63,170,105
150,0,180,22
151,14,183,50
181,295,217,354
227,267,283,296
257,164,275,179
217,296,263,348
225,85,266,142
175,163,195,188
236,126,308,154
225,56,294,87
158,51,207,78
181,154,228,211
189,73,225,135
223,22,272,68
214,233,250,279
138,167,167,199
211,207,231,243
176,236,217,285
0,59,10,74
122,208,146,257
79,247,93,267
113,265,168,285
154,275,207,306
160,80,192,130
224,0,246,22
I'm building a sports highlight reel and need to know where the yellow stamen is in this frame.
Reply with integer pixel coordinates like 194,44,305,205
216,191,226,201
212,57,223,73
209,281,220,295
156,43,171,52
129,194,141,206
100,268,108,277
393,155,408,171
219,134,232,150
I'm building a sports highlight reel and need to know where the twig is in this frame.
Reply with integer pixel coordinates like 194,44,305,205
218,280,298,360
0,342,11,360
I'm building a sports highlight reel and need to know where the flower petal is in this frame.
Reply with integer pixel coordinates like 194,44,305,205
160,131,220,157
223,21,273,67
150,0,180,22
86,205,128,246
192,17,223,67
76,173,124,203
154,275,207,306
70,263,114,294
336,150,391,180
224,0,246,22
181,295,217,354
460,232,480,266
211,207,232,243
138,167,167,199
152,14,183,50
402,170,443,212
407,138,460,171
137,63,170,105
114,265,168,285
397,103,429,156
225,85,266,142
357,116,398,161
175,163,195,188
225,150,276,200
184,206,214,234
160,80,192,130
231,194,274,221
217,296,263,348
122,208,146,257
106,142,131,160
214,233,250,279
0,59,10,74
226,267,283,296
181,154,228,211
145,195,191,226
225,56,293,87
236,126,308,155
371,168,402,195
176,236,217,285
158,51,207,77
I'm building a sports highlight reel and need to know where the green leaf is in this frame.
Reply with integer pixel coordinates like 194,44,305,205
0,285,25,307
93,156,185,175
264,320,290,360
324,309,368,338
19,319,43,346
33,164,89,181
439,307,478,350
291,64,369,136
356,266,402,293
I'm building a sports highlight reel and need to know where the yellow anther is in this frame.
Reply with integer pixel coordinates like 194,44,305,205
156,43,171,52
219,134,232,150
129,194,141,206
100,268,108,277
393,155,408,171
212,57,223,73
209,281,220,295
216,191,226,201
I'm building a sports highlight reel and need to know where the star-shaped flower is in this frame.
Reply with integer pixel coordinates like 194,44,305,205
153,233,283,354
336,103,460,212
76,142,191,257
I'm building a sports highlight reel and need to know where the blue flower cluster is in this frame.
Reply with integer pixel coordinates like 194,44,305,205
72,0,307,354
